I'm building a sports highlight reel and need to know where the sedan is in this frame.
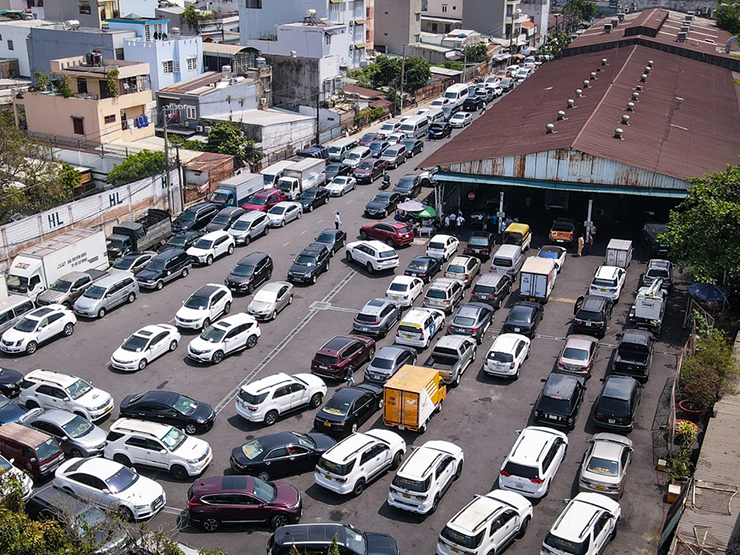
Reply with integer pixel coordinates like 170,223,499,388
387,131,408,145
110,324,180,372
206,207,246,232
447,302,494,344
557,335,599,377
267,202,302,227
364,191,402,218
297,187,330,212
483,333,531,379
0,305,76,355
354,158,388,184
25,408,108,458
404,255,442,283
393,174,422,200
379,144,407,169
368,140,390,158
119,390,216,435
0,366,23,397
428,122,452,140
501,301,543,338
313,383,384,435
314,228,347,256
310,335,376,381
358,132,377,147
0,393,30,425
230,431,336,481
578,433,634,499
326,176,357,197
111,251,156,275
537,245,567,271
248,281,294,321
364,345,417,385
449,112,473,128
386,276,424,308
360,221,414,247
403,138,424,158
326,162,351,181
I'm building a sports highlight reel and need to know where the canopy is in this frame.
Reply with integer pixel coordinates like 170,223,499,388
687,283,729,303
416,206,437,218
397,200,424,212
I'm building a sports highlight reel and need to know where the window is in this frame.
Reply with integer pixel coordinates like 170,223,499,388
187,57,197,71
162,60,174,74
76,77,87,94
441,4,448,12
186,106,196,119
104,114,116,124
421,0,428,10
78,0,91,13
7,40,13,50
71,116,85,135
115,48,124,60
243,0,262,7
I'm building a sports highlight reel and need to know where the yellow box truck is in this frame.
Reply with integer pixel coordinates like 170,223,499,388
383,365,446,433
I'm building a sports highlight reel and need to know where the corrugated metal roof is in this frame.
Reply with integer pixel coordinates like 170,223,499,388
158,72,222,95
184,152,233,171
418,45,740,183
202,43,254,55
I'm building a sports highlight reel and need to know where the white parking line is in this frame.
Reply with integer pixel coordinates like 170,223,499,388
282,241,290,247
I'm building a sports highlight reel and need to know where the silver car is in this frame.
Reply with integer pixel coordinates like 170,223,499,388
578,433,633,499
352,298,401,338
247,281,294,321
25,408,108,457
36,271,94,308
227,211,271,246
364,345,417,384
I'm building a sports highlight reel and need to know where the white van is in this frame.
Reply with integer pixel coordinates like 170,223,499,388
444,83,469,108
327,137,358,162
398,115,430,139
426,108,446,124
491,244,526,278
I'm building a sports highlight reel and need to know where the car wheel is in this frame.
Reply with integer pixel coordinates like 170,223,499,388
206,255,214,266
202,318,211,330
430,494,440,514
360,230,369,240
113,454,132,467
391,451,403,470
351,422,358,434
270,310,278,321
377,397,384,410
224,301,231,315
264,227,270,236
170,464,188,481
246,334,258,349
63,322,74,336
97,307,106,318
419,421,427,433
156,280,164,291
202,517,220,533
297,211,302,219
243,235,251,246
25,400,39,410
367,346,375,360
119,506,135,522
127,292,136,304
247,283,255,295
211,350,224,364
352,479,365,497
169,339,178,352
280,220,286,227
227,244,234,255
264,410,278,426
386,238,394,247
70,448,83,458
270,513,290,530
454,372,461,387
310,392,323,408
366,261,374,273
516,515,531,539
138,359,147,371
288,294,293,305
346,251,354,263
258,471,270,481
26,341,38,355
454,459,464,480
185,423,198,435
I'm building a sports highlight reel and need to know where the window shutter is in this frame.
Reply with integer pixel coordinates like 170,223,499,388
173,61,180,74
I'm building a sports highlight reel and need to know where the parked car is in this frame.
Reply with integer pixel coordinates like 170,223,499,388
360,221,414,247
187,313,260,364
578,433,634,498
464,231,495,259
386,131,407,145
314,228,347,256
110,323,180,371
313,383,384,435
426,234,459,261
162,231,203,252
248,281,294,321
448,302,494,344
573,295,613,338
268,524,399,555
364,191,402,218
73,272,138,319
111,251,156,275
611,329,654,382
403,138,424,157
225,252,273,295
136,249,191,291
358,132,377,146
423,277,465,314
470,272,512,309
393,174,422,200
36,271,94,308
498,426,568,498
549,218,576,248
205,206,246,232
297,187,330,212
537,245,567,271
641,258,673,292
501,301,543,338
428,122,452,140
172,202,218,233
589,265,627,302
287,243,331,285
386,276,424,308
592,375,642,432
25,408,107,457
540,492,620,555
379,144,407,169
1,305,76,355
461,96,484,112
241,189,287,212
326,176,357,197
310,335,376,380
227,211,271,246
395,307,446,350
119,390,216,434
368,140,391,158
354,158,389,184
444,255,481,287
175,283,232,330
484,333,530,379
364,345,417,384
0,393,27,425
266,201,303,227
353,298,402,338
449,112,473,128
533,372,587,430
345,240,400,273
234,373,327,426
404,255,442,283
557,335,599,377
326,162,351,181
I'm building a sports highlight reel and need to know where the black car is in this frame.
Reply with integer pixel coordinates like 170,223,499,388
502,301,543,338
136,249,192,290
297,145,329,159
314,228,347,257
533,372,587,430
268,523,399,555
464,231,495,259
0,366,23,397
119,390,216,434
225,252,273,294
403,138,424,158
393,174,422,200
230,431,336,481
326,163,351,181
161,230,204,252
470,200,498,229
573,295,613,338
171,202,218,233
205,206,246,232
592,375,642,433
404,255,442,283
368,140,390,158
461,96,484,112
0,393,28,425
313,383,384,435
287,243,331,285
364,191,402,218
297,187,331,213
612,329,654,382
111,251,156,275
428,122,452,140
447,302,495,344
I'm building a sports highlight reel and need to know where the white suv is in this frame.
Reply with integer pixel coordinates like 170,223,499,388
540,492,620,555
175,283,233,330
104,418,212,481
345,240,400,273
437,490,533,555
588,265,627,301
388,440,464,514
395,307,445,349
498,426,568,499
235,373,327,426
0,305,76,355
186,230,235,266
19,369,114,422
315,429,406,497
187,313,261,364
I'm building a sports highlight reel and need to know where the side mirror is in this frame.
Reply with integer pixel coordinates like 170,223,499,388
29,458,37,463
541,378,547,383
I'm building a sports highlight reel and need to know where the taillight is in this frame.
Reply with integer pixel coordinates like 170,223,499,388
442,299,450,304
510,362,516,369
471,327,479,333
419,273,426,277
530,478,544,484
403,295,409,300
500,470,511,477
464,273,470,280
557,362,567,370
247,406,258,412
482,248,490,254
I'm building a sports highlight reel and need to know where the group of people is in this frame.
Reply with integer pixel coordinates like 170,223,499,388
443,210,466,236
575,225,596,257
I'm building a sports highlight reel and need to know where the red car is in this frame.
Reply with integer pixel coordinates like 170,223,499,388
358,132,378,147
311,335,376,380
242,189,287,212
353,158,388,183
360,221,414,247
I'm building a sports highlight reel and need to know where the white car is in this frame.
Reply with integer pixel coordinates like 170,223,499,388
110,324,181,371
385,276,424,308
540,492,621,555
266,201,303,227
315,429,406,497
247,281,294,321
499,426,568,499
449,112,473,128
0,454,33,502
395,307,446,349
345,240,400,273
186,230,235,266
175,283,232,330
0,305,76,355
426,234,459,261
326,176,357,197
578,433,633,499
19,369,114,422
484,333,531,379
387,131,408,144
388,440,463,514
437,490,532,555
187,313,261,364
588,265,627,301
537,245,567,271
53,457,166,521
484,81,504,97
235,372,327,426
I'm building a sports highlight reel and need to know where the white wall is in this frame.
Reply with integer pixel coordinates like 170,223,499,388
0,22,45,77
124,36,203,92
119,0,159,18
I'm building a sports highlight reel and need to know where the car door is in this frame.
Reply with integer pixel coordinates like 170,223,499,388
72,473,108,507
32,420,68,450
514,340,527,368
271,386,292,414
144,438,170,470
123,436,153,467
213,235,227,258
489,510,519,549
35,384,67,410
372,224,388,241
352,392,375,426
591,512,613,554
361,442,391,479
36,315,58,344
224,323,247,355
262,447,292,476
210,290,227,319
435,455,456,494
233,493,270,522
276,285,290,312
287,381,309,410
156,405,181,428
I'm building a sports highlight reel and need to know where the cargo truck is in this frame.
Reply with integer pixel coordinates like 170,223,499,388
260,160,295,188
383,364,446,433
105,209,172,260
628,279,666,334
276,158,326,201
519,257,558,303
0,276,7,301
209,173,265,208
605,239,633,268
7,228,109,300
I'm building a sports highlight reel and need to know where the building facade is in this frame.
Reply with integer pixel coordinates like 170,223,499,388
373,0,422,55
0,19,49,77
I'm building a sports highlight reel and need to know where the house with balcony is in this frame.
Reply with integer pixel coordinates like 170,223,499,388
12,55,154,145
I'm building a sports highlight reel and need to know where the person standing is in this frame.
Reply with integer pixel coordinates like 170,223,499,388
334,211,342,230
449,212,457,235
444,214,451,233
346,366,355,387
576,234,585,257
584,232,593,255
456,213,465,234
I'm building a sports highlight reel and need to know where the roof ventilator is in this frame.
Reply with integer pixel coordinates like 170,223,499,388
644,65,651,74
626,101,635,112
557,110,566,120
590,72,597,80
604,23,612,33
611,18,619,27
575,88,583,98
567,98,575,108
635,84,643,91
546,123,555,134
621,114,630,125
677,31,687,43
614,128,624,140
601,58,608,66
583,80,590,89
647,60,653,68
632,91,640,101
640,73,648,82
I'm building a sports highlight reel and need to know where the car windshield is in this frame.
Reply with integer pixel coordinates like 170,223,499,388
508,307,532,324
647,268,670,279
0,397,10,410
252,476,278,502
316,232,335,244
408,259,429,270
440,526,484,549
66,379,93,400
105,465,139,494
193,239,214,250
586,455,619,476
268,206,286,215
178,211,196,222
14,316,39,333
146,259,165,271
563,347,588,361
488,351,513,362
538,396,570,414
84,286,106,299
320,395,352,417
370,195,386,203
474,284,496,294
173,395,197,415
447,264,465,274
453,316,476,326
184,295,208,310
161,427,187,451
231,264,254,277
468,237,488,246
121,334,150,352
403,140,416,149
231,219,251,231
358,162,374,171
200,326,227,343
112,258,135,270
426,289,446,299
593,278,617,288
294,255,316,266
539,251,558,259
167,236,186,248
248,196,268,206
576,309,601,320
35,438,60,461
61,415,94,439
212,215,230,225
49,279,73,293
6,275,29,294
239,439,264,460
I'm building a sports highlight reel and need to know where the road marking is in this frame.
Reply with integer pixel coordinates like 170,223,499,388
282,241,290,247
214,270,358,415
301,230,307,235
346,199,353,204
168,318,175,324
317,219,323,224
549,297,578,304
309,301,359,314
161,505,185,516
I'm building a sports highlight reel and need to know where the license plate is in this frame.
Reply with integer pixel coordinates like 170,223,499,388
514,327,521,332
403,493,411,499
594,484,605,490
585,322,593,327
514,482,525,489
392,296,399,301
451,549,460,554
324,421,332,427
608,418,616,424
548,414,558,420
362,327,371,332
600,288,607,292
318,365,327,370
404,334,413,339
479,295,488,299
103,405,112,413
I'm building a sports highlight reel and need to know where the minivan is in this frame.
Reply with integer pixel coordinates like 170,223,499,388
471,272,512,309
426,108,446,124
136,249,192,290
327,137,359,162
444,83,469,108
0,295,35,336
491,244,525,278
0,422,65,480
343,146,372,169
398,115,430,139
73,272,138,319
423,277,465,314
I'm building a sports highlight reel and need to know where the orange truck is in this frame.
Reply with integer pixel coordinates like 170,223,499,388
383,365,446,433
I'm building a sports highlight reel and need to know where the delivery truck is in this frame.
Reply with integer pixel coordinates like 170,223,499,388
605,239,633,268
209,173,265,208
260,160,295,188
105,209,172,260
383,364,446,433
275,157,326,201
518,257,558,303
7,228,109,300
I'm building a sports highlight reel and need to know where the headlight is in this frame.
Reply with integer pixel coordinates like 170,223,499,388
187,457,200,464
197,418,206,424
134,503,148,510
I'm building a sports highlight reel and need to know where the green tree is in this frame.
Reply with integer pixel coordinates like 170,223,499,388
463,44,490,63
402,56,431,91
562,0,596,27
715,0,740,35
107,150,166,186
203,121,255,167
182,5,200,31
0,509,71,555
662,165,740,284
539,32,573,59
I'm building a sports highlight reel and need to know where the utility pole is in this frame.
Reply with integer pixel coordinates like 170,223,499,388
315,92,321,146
399,45,407,115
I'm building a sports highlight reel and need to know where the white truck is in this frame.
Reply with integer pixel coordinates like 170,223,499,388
628,279,666,334
0,276,7,301
260,160,295,188
209,173,265,208
519,257,558,303
275,158,326,201
605,239,633,268
7,228,109,301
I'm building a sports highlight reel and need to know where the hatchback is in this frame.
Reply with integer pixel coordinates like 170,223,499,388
353,298,401,338
501,301,543,338
326,176,357,197
470,272,512,309
310,335,376,380
364,345,417,384
592,375,641,432
404,255,442,283
447,302,494,344
484,333,530,379
313,383,384,435
450,112,473,128
360,221,414,247
426,234,459,261
314,228,347,256
464,231,495,259
533,372,587,430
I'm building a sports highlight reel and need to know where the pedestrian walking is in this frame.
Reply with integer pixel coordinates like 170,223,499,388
449,212,457,235
346,366,355,387
334,211,342,230
576,234,585,257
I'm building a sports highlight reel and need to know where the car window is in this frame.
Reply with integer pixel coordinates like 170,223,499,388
273,386,291,399
289,383,305,394
436,457,453,479
266,448,288,460
541,442,558,472
593,513,609,537
126,437,148,449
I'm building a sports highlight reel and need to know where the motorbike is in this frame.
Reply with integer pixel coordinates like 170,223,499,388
380,174,391,190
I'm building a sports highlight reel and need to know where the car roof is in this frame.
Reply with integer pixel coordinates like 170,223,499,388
594,265,622,278
551,495,609,541
110,417,172,437
327,387,366,405
191,284,222,298
253,431,305,451
494,244,522,256
434,334,471,349
243,373,296,394
491,333,527,351
509,427,566,465
216,206,244,216
647,259,671,269
455,304,486,318
543,373,581,398
361,298,393,315
621,329,653,344
375,345,413,359
320,336,355,353
397,444,447,480
563,335,598,350
259,281,291,294
449,255,475,265
273,524,351,547
429,277,463,290
602,376,638,400
581,295,609,310
211,313,255,329
30,408,77,426
237,252,269,265
322,432,382,463
26,369,79,388
475,273,508,286
192,475,254,496
446,492,512,534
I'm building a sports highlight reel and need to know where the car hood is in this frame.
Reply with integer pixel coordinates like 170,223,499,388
192,402,215,423
226,274,249,285
0,368,23,388
136,268,163,281
79,387,112,409
174,436,210,460
0,402,27,424
288,262,313,275
117,475,164,506
111,345,145,364
365,532,400,555
37,290,67,304
172,220,194,232
355,168,373,175
188,335,221,352
307,432,337,453
176,306,207,321
365,201,388,211
75,426,108,449
1,328,33,343
248,299,275,313
241,204,267,212
186,246,210,257
272,482,301,508
298,198,315,207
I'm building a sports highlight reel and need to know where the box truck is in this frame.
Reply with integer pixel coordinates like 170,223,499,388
518,257,558,303
383,364,446,433
105,209,172,260
276,158,326,201
7,228,109,300
209,173,265,208
605,239,633,268
260,160,295,188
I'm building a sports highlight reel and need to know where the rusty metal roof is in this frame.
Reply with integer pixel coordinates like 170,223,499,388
158,72,223,96
184,152,234,171
418,44,740,182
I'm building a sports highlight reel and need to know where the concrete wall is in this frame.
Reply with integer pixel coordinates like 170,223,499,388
42,0,101,28
425,0,462,18
119,0,160,18
520,0,550,47
625,0,713,13
0,22,47,77
247,117,315,153
374,0,422,55
263,55,319,111
463,0,508,37
123,36,203,92
239,0,331,40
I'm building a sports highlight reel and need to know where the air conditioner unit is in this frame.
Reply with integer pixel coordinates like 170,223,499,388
196,125,204,132
204,126,212,133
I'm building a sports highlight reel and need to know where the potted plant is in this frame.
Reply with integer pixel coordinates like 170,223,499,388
665,447,692,503
675,419,698,445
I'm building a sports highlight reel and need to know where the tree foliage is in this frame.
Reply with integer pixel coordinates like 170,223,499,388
715,0,740,35
463,44,490,63
539,32,573,59
203,121,255,167
107,149,165,186
348,55,431,92
562,0,597,27
663,165,740,284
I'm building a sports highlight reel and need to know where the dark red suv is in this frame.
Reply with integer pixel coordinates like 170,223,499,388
353,158,388,183
242,190,287,212
187,475,302,532
360,221,414,247
311,335,376,380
